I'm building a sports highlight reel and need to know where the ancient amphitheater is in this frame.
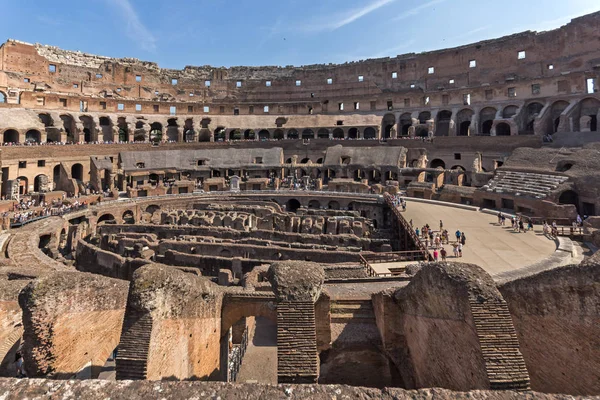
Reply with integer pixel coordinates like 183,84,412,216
0,10,598,400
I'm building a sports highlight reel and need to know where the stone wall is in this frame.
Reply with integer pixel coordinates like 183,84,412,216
499,256,600,395
18,272,128,378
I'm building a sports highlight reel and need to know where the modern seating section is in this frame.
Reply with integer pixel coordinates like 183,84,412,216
481,170,569,199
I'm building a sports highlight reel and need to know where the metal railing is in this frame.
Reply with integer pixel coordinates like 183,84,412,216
228,326,249,382
359,254,378,277
362,250,427,263
9,204,89,228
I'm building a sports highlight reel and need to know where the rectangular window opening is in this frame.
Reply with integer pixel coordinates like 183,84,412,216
387,100,393,111
205,80,211,87
404,98,410,107
358,75,364,82
249,106,254,114
586,78,596,94
518,50,526,59
531,84,541,95
203,106,210,113
73,83,79,88
266,81,271,87
410,83,416,88
153,104,159,112
449,79,455,84
24,78,30,83
117,103,124,111
188,106,194,113
96,73,103,79
327,78,333,85
60,98,67,107
38,160,46,167
463,93,471,105
354,102,360,110
100,101,106,110
295,80,301,86
136,75,142,82
338,102,344,111
548,64,554,70
236,81,242,88
135,104,142,111
49,64,56,73
428,66,434,74
264,105,270,113
392,72,398,79
454,153,461,160
370,101,377,110
170,106,177,115
172,78,178,85
469,60,476,68
508,87,517,97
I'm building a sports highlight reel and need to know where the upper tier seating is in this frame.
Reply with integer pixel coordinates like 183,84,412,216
480,170,568,199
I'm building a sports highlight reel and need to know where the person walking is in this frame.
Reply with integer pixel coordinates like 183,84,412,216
460,232,466,245
458,242,463,258
415,227,420,238
440,246,447,261
452,243,459,258
527,219,534,232
455,229,461,242
433,249,439,261
439,220,444,232
519,219,525,233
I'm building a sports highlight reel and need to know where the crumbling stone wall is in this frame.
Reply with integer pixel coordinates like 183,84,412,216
499,256,600,395
18,272,128,378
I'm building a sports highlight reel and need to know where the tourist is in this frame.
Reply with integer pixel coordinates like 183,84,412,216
455,229,461,242
439,219,443,231
433,249,439,261
577,214,583,226
458,242,463,258
460,232,466,245
452,243,459,258
14,352,26,378
440,246,447,261
501,214,506,226
434,234,441,249
415,227,420,237
519,219,525,233
527,219,534,232
497,212,502,225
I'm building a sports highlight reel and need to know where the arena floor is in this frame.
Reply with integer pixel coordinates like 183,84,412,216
399,200,558,276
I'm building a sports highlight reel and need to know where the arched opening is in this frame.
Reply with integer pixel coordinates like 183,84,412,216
80,116,95,142
496,122,511,136
0,91,6,103
229,129,242,141
430,159,445,169
98,214,116,224
25,130,41,143
550,100,569,134
300,158,311,164
60,115,76,142
347,202,356,211
198,128,211,142
149,174,160,186
258,130,270,140
99,116,113,142
332,128,344,139
17,176,28,195
122,210,135,224
591,115,598,132
399,113,412,136
273,129,284,140
286,199,301,212
328,200,340,210
415,126,429,137
150,122,163,143
556,161,574,172
363,127,377,140
436,110,452,136
53,165,61,186
502,106,519,119
71,163,84,181
38,113,53,127
34,174,48,193
184,119,195,142
523,102,543,134
3,129,19,144
244,129,256,140
317,128,329,139
287,129,299,140
381,113,396,139
302,129,315,139
348,128,358,139
558,190,579,210
456,109,473,136
418,111,431,124
479,107,497,135
308,200,321,209
83,128,91,143
145,204,161,215
117,117,129,142
166,119,179,142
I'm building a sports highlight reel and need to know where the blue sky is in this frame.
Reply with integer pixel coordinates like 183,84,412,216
1,0,598,69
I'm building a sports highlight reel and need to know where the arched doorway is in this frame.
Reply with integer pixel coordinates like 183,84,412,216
363,127,377,140
166,119,179,142
229,129,242,141
479,107,497,135
558,190,579,210
287,129,299,140
482,120,493,135
496,123,511,136
117,118,129,142
53,165,61,187
71,163,84,181
286,199,301,212
348,128,358,139
34,174,48,193
502,106,519,119
150,122,163,143
308,200,321,209
258,130,270,140
317,128,329,139
3,129,19,144
456,109,473,136
273,129,284,140
399,113,412,136
198,129,211,142
430,159,446,169
418,111,431,124
328,201,340,210
122,210,135,224
25,130,41,143
302,129,314,139
98,214,116,224
436,110,452,136
332,128,344,139
17,176,28,195
381,114,396,139
244,129,255,140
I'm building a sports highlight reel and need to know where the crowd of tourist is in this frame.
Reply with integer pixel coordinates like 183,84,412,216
5,196,89,225
411,220,466,261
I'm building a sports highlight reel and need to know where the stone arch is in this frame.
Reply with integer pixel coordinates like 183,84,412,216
287,129,299,139
348,128,359,139
80,115,95,142
302,129,315,139
430,159,446,169
273,129,284,140
17,176,28,195
399,113,413,136
524,102,544,133
150,122,163,142
258,129,270,140
34,174,48,193
122,210,135,224
99,116,113,142
221,299,277,336
436,110,452,136
166,118,179,141
363,127,377,140
198,128,211,142
25,129,41,143
3,129,19,144
479,107,497,134
38,113,53,127
308,200,321,209
558,190,579,209
332,128,344,139
145,204,161,215
117,117,129,142
556,161,574,172
456,109,473,136
418,111,431,124
71,163,84,181
229,129,242,141
502,105,519,119
381,113,396,139
496,122,511,136
317,128,329,139
286,198,301,212
0,91,6,103
97,213,116,224
328,200,340,210
53,165,61,185
578,97,600,132
550,100,569,134
184,119,195,142
300,158,311,164
60,114,77,142
244,129,255,140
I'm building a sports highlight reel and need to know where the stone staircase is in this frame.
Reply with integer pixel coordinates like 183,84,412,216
481,170,568,199
469,299,530,391
277,301,318,384
330,299,376,324
115,313,153,380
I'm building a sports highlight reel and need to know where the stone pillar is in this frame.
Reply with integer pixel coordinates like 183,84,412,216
177,127,184,143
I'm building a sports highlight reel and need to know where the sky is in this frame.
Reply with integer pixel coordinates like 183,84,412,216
0,0,598,69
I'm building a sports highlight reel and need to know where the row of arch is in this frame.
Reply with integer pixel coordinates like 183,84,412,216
212,127,378,141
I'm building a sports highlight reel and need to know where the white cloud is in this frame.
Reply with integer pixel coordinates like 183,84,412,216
393,0,446,21
104,0,157,52
302,0,397,32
